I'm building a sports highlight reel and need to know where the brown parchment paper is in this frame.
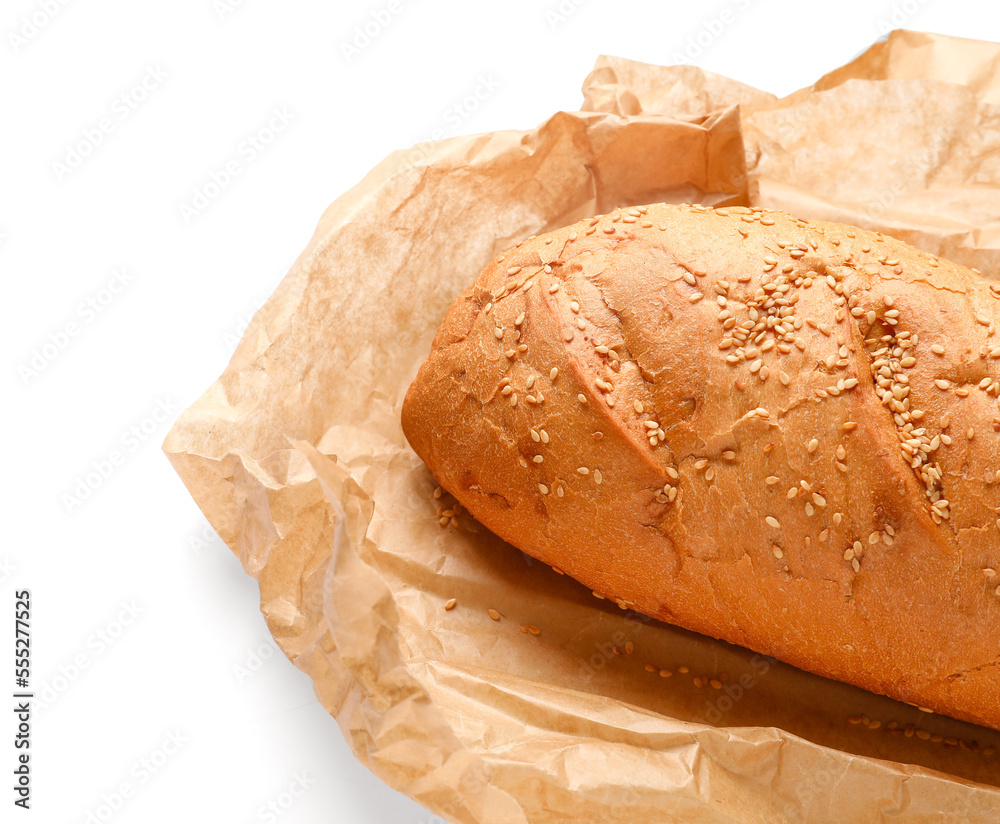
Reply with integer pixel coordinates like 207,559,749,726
165,30,1000,823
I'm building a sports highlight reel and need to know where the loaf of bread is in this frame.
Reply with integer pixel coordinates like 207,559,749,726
401,203,1000,731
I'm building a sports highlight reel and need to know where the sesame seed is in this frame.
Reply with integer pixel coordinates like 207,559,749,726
577,467,589,475
578,394,587,404
772,546,783,559
510,394,517,406
807,439,819,453
494,327,503,339
488,609,501,621
527,625,541,636
766,516,780,528
540,429,549,443
934,379,951,390
594,469,603,485
659,669,673,678
644,664,658,673
530,429,540,442
445,598,457,610
634,400,644,413
533,455,543,464
538,483,548,495
550,367,559,381
843,422,858,432
507,266,521,275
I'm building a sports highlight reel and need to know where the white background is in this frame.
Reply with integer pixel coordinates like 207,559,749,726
4,1,1000,822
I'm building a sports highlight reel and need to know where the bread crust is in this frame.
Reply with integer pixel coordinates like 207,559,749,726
401,203,1000,731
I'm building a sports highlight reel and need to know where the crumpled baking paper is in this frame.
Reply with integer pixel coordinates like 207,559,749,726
164,29,1000,823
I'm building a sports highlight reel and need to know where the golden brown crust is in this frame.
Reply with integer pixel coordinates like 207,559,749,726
401,203,1000,731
